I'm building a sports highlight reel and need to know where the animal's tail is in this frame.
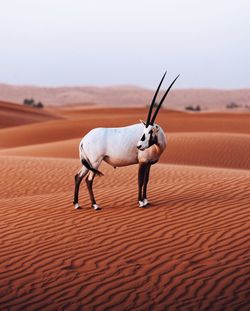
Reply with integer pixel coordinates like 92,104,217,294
81,159,104,177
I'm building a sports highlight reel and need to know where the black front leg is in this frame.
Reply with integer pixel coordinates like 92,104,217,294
143,164,151,204
138,163,146,207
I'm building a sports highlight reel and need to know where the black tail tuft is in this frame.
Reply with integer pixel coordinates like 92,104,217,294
81,159,104,176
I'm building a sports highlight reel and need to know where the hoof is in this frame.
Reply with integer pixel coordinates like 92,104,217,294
74,203,81,209
143,199,150,207
93,204,101,211
139,201,144,208
139,199,150,208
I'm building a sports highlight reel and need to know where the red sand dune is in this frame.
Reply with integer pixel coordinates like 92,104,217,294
0,104,249,310
1,133,250,171
0,107,250,149
0,101,61,128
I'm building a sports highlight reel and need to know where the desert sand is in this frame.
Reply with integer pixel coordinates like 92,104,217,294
1,83,250,111
0,104,250,310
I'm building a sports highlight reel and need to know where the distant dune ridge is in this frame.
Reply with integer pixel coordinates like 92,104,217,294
0,101,61,128
0,83,250,110
0,104,250,310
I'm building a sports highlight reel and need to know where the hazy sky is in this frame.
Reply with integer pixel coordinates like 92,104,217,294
1,0,250,88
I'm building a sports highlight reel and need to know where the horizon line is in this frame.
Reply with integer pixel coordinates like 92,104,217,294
0,81,250,91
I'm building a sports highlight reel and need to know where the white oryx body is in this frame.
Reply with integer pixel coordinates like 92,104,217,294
73,72,179,210
79,123,166,169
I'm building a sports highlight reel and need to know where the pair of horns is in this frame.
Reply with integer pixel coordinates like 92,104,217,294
146,72,180,126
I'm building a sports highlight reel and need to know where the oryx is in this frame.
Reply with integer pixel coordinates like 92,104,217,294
73,72,179,210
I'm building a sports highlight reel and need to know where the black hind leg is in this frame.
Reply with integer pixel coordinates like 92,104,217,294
85,172,101,210
73,167,88,209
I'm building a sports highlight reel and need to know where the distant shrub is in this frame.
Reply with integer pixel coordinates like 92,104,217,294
185,105,201,112
23,98,43,108
226,102,239,109
35,102,44,108
23,98,35,106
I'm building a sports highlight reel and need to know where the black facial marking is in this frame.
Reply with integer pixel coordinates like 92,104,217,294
141,134,145,141
148,131,158,147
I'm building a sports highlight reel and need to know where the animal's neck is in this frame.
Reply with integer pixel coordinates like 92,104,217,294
153,141,163,156
155,130,166,154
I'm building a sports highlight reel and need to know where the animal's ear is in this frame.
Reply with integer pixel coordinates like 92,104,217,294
140,120,146,126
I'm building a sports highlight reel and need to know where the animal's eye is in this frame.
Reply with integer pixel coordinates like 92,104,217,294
141,134,145,141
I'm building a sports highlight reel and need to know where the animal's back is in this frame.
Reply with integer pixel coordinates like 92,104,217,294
79,124,143,167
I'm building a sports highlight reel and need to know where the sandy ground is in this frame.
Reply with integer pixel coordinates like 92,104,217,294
1,83,250,111
0,103,250,310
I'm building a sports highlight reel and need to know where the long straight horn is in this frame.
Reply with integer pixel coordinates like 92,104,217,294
146,71,167,127
150,74,180,125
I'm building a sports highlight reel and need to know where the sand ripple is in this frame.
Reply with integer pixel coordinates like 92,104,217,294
0,156,249,310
